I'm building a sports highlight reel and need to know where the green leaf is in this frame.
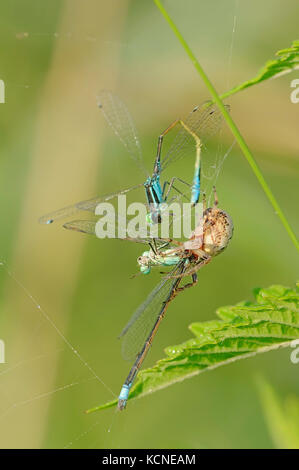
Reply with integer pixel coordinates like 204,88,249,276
221,40,299,100
257,377,299,449
86,282,299,413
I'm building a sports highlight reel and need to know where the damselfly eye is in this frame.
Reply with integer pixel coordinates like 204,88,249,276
140,266,150,274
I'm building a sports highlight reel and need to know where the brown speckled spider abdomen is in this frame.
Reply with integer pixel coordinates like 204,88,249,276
202,207,234,257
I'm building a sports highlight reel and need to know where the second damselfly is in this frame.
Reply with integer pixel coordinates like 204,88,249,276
39,91,229,227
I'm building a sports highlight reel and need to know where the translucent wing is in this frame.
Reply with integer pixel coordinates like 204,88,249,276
63,218,173,248
63,220,98,235
161,102,230,172
38,183,143,225
97,90,148,176
119,261,186,361
202,139,235,206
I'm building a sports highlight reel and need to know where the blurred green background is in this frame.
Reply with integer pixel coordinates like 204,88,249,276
0,0,298,449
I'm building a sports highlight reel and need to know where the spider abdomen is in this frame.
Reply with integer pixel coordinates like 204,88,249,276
202,208,233,257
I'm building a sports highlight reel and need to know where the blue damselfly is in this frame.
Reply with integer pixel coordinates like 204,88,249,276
62,189,233,409
39,91,228,226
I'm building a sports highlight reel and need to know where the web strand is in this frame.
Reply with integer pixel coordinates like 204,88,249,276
0,261,116,399
226,0,239,90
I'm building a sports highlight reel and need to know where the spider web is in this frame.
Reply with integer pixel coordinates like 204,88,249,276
0,261,119,447
0,1,239,450
0,146,234,449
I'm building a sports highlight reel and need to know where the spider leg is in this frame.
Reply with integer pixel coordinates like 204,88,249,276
202,192,207,211
175,272,198,293
213,186,219,206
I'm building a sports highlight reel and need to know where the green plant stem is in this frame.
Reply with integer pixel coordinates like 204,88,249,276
153,0,299,253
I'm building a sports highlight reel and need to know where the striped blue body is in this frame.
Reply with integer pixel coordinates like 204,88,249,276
144,172,165,224
191,165,200,205
118,383,132,410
